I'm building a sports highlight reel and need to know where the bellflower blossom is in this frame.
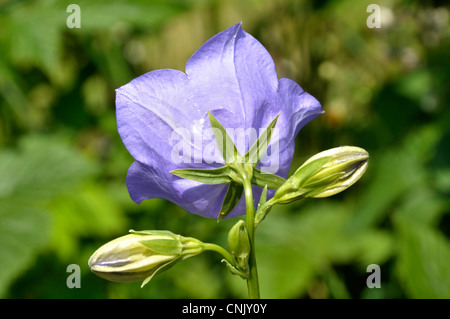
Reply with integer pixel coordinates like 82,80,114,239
116,23,323,218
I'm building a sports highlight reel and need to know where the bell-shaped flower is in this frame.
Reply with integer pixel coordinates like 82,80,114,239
116,23,323,218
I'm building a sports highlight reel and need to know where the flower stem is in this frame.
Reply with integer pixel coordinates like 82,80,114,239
202,243,235,265
241,170,260,299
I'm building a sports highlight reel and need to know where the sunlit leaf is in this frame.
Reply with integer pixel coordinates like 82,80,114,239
0,135,99,295
395,216,450,298
0,202,51,298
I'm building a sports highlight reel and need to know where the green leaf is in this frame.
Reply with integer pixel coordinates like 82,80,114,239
395,216,450,298
348,147,424,233
48,183,127,260
245,114,279,166
0,2,64,78
0,134,100,295
217,182,244,222
208,111,241,163
171,165,232,185
70,0,185,31
252,201,394,298
0,201,51,298
0,135,97,201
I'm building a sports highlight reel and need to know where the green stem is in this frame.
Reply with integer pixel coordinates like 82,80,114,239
242,170,260,299
202,243,235,265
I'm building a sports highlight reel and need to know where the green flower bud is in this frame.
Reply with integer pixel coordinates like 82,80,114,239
227,220,250,272
88,230,204,287
272,146,369,204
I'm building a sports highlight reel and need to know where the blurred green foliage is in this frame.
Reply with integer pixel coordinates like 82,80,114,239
0,0,449,298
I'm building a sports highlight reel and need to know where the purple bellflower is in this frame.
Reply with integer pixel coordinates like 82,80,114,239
116,23,323,219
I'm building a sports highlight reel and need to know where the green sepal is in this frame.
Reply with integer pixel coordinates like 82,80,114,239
254,185,274,227
257,185,268,213
208,110,242,163
141,257,180,288
129,229,178,238
251,168,286,190
270,156,331,204
245,114,280,167
292,156,333,185
217,181,244,222
139,238,182,255
171,113,285,194
129,230,182,255
170,165,232,185
221,259,248,280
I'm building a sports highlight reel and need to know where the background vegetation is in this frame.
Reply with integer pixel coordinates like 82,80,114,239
0,0,449,298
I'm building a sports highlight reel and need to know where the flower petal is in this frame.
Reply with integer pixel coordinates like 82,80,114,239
254,78,323,177
277,78,324,143
186,22,279,153
116,69,193,166
127,161,235,218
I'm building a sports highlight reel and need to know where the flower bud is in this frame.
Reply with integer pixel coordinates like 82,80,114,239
88,230,204,287
272,146,369,204
227,220,250,272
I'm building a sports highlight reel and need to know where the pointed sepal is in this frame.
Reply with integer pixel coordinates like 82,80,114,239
245,114,280,167
208,110,242,163
170,165,232,185
221,259,248,279
251,168,286,190
217,181,244,221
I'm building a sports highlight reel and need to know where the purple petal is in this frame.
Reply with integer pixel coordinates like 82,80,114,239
276,78,324,143
116,70,192,166
254,80,323,178
186,22,280,153
126,161,231,218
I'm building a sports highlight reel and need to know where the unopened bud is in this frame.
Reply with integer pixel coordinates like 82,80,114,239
272,146,369,204
227,220,250,272
88,230,204,287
